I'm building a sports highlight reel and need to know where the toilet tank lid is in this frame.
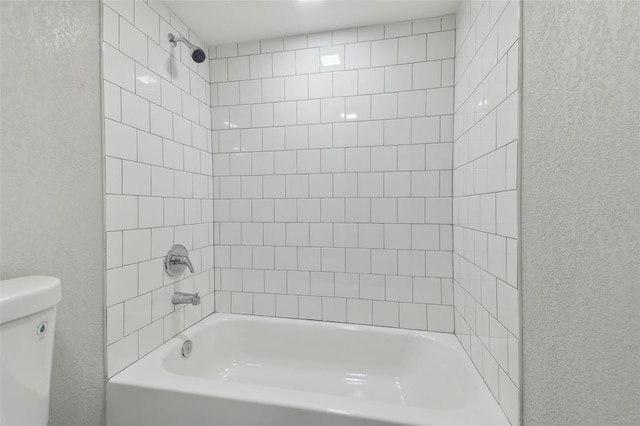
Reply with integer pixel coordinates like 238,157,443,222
0,276,61,324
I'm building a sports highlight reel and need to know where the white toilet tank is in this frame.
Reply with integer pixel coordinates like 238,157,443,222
0,276,62,426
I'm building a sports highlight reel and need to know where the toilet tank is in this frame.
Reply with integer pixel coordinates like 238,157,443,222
0,276,62,426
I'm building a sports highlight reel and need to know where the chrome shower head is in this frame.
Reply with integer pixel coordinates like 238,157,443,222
168,33,206,63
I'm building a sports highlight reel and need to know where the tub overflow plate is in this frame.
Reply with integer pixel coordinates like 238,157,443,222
182,340,193,358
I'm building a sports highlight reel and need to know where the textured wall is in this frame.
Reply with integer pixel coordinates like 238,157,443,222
0,1,105,426
521,1,640,425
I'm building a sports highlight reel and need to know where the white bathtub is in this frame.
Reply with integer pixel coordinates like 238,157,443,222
107,314,508,426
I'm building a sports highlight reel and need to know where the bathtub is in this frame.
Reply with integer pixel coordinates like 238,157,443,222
107,314,509,426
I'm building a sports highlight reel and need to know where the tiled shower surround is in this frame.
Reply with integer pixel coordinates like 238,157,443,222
210,17,458,331
453,0,521,424
102,1,521,423
102,0,214,377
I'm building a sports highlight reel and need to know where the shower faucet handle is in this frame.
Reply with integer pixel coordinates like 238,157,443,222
165,244,194,276
170,254,194,273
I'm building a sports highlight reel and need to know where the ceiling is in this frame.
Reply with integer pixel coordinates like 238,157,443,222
164,0,460,47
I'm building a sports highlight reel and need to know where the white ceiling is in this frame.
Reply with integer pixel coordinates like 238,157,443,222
164,0,460,47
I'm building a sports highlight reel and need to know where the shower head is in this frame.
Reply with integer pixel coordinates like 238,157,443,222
168,33,206,63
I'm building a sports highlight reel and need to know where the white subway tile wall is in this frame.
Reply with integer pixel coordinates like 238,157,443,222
453,0,520,424
103,0,214,378
210,16,457,334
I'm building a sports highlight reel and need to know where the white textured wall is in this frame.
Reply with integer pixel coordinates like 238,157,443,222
210,17,457,330
521,1,640,425
0,1,105,425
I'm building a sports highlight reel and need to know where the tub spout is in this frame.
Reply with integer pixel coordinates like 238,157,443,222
172,292,200,306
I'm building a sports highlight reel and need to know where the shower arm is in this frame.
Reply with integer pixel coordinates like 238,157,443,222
168,33,196,50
